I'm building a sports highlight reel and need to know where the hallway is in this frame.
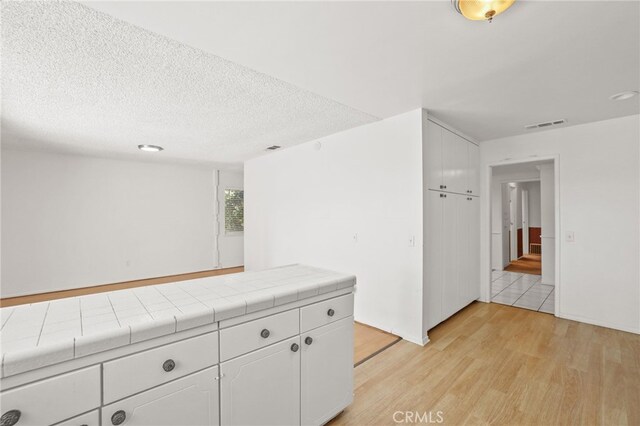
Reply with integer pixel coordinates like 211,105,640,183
504,254,542,275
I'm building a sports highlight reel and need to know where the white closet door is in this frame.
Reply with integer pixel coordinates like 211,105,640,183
425,122,444,191
425,190,445,329
442,193,459,319
454,194,469,312
442,129,468,194
468,196,481,301
467,143,480,196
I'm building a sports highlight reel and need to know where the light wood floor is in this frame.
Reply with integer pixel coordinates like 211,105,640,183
505,254,542,275
0,267,244,308
354,322,401,366
331,301,640,426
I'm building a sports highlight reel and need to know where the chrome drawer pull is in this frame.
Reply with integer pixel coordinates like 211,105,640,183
305,336,313,345
260,329,270,338
1,410,21,426
111,410,126,426
162,359,176,372
327,308,335,317
291,343,299,352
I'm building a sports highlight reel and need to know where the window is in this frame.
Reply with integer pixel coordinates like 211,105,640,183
224,189,244,233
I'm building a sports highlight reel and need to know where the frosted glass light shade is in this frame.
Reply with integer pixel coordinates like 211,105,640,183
453,0,516,21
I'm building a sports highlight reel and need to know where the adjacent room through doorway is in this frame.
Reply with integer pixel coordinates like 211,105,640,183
489,160,556,314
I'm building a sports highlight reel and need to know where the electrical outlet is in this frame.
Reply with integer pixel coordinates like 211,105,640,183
566,231,575,242
409,236,416,247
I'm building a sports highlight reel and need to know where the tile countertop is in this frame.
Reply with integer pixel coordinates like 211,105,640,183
0,265,356,378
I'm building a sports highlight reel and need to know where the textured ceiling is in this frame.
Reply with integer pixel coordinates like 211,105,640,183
84,1,640,142
1,1,378,166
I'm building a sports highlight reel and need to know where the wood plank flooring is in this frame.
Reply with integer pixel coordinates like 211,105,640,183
0,266,244,308
331,301,640,426
504,254,542,275
354,322,401,366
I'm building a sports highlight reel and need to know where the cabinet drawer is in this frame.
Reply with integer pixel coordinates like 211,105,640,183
103,332,218,404
102,367,219,426
300,293,353,333
220,309,299,361
55,409,99,426
0,366,100,426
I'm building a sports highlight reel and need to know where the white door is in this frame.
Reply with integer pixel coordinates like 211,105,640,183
454,194,468,311
442,193,459,319
442,129,468,194
301,316,354,426
425,190,445,329
425,122,444,191
101,367,219,426
467,143,480,195
220,336,300,426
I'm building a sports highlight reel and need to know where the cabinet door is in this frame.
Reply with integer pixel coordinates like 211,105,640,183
220,336,300,426
425,190,445,329
467,143,480,196
442,193,460,319
442,129,468,194
425,121,444,191
301,316,354,426
102,367,219,426
467,196,481,301
454,194,469,312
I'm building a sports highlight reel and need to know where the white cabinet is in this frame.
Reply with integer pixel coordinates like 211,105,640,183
467,142,479,195
56,410,99,426
442,128,469,195
425,120,480,196
102,367,219,426
0,366,100,426
103,332,219,404
425,120,444,191
301,316,354,426
220,336,301,426
425,192,480,330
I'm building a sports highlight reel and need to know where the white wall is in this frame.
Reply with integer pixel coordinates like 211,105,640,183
1,149,225,297
481,115,640,334
217,170,244,268
245,110,425,344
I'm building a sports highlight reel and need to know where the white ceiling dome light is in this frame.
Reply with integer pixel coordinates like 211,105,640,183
609,91,639,101
138,144,164,152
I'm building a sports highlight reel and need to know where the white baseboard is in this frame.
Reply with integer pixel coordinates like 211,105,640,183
557,312,640,335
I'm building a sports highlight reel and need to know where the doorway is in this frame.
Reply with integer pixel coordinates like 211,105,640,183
489,160,555,314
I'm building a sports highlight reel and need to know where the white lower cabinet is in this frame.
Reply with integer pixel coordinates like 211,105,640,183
55,410,99,426
1,293,355,426
301,316,354,426
102,367,220,426
220,336,301,426
0,366,100,426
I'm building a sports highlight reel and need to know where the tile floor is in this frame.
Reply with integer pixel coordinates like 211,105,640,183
491,270,554,314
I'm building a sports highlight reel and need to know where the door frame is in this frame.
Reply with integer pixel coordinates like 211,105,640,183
521,188,529,255
483,156,560,317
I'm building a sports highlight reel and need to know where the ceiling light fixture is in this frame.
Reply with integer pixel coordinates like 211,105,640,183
138,144,164,152
609,91,639,101
452,0,515,23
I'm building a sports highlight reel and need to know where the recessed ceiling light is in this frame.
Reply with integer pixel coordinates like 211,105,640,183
610,91,639,101
138,144,164,152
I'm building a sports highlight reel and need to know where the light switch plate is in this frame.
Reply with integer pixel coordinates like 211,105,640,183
566,231,575,242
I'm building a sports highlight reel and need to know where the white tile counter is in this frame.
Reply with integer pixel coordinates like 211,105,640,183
0,264,355,378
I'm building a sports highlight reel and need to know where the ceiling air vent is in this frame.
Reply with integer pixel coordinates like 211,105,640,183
524,119,566,130
265,145,281,151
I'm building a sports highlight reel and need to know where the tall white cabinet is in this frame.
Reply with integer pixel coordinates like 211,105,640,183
423,114,481,331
